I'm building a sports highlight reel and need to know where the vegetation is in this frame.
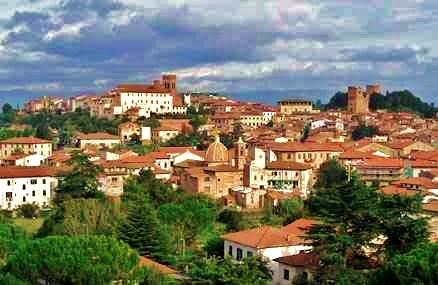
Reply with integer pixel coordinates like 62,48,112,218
57,151,103,200
326,90,438,118
308,160,429,283
16,204,39,219
352,123,379,141
188,256,271,285
5,235,143,284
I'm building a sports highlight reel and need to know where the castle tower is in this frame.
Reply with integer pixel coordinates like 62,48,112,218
347,86,370,114
366,84,381,96
234,137,247,170
162,74,177,91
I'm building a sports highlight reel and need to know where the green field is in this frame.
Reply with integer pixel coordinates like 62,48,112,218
13,218,44,235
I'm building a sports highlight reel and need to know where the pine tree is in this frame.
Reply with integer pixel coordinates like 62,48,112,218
118,194,172,261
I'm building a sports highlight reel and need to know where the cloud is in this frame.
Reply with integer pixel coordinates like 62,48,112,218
0,0,436,104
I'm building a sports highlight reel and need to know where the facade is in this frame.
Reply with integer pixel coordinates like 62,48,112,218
279,99,314,114
118,122,141,143
77,132,121,149
355,158,405,187
273,253,319,285
0,137,52,159
151,127,180,143
2,153,46,167
222,218,316,278
0,167,56,210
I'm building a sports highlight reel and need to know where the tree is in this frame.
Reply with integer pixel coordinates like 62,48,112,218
2,104,13,114
0,223,27,268
0,273,28,285
57,151,103,200
370,243,438,285
6,235,143,284
159,195,217,246
16,204,39,218
325,92,347,110
314,159,348,189
118,194,173,262
232,122,244,140
188,256,271,285
352,124,378,141
275,198,304,224
35,122,50,139
300,124,310,142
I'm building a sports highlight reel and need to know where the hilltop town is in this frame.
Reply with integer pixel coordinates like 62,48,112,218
1,75,438,284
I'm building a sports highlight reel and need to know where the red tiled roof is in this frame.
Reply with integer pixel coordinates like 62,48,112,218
269,142,344,152
380,185,418,197
0,137,51,144
423,200,438,213
157,146,196,154
78,132,120,140
0,167,55,178
274,252,320,267
115,84,169,94
221,218,316,249
339,150,376,160
410,159,438,168
357,158,404,169
396,177,438,189
139,256,178,275
266,161,312,171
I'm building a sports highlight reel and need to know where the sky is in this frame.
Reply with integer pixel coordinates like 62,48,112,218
0,0,437,106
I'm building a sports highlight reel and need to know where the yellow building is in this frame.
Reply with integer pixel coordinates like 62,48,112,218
279,99,314,114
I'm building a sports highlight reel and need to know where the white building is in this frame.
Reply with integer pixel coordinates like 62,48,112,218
0,167,56,210
0,137,52,159
222,218,316,279
2,153,47,167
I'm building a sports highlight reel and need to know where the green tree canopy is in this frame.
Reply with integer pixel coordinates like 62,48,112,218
118,194,174,262
352,124,378,141
6,235,143,285
370,243,438,285
188,256,271,285
314,159,348,189
57,151,103,200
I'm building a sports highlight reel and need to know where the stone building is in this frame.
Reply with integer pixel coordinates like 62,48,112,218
278,99,314,114
175,136,245,199
347,84,380,114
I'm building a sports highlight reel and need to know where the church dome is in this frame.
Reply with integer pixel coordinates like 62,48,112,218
206,135,229,163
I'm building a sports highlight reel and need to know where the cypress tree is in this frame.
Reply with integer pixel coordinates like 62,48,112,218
118,194,172,261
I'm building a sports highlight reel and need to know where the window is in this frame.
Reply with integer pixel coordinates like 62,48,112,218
246,251,253,257
228,245,233,256
236,248,243,261
43,190,46,196
22,184,26,190
7,180,11,186
31,179,37,185
22,196,26,202
283,269,290,280
32,191,35,197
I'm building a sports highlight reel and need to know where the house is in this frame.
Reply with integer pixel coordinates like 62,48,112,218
222,218,316,277
0,167,56,210
77,132,121,149
1,153,46,167
273,253,320,285
118,122,141,143
0,137,52,159
354,158,405,187
151,126,181,143
228,186,266,209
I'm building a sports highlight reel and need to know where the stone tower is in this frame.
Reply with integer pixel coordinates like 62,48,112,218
347,86,370,114
162,74,177,91
234,137,247,170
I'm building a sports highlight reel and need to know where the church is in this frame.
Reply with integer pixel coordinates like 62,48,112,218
174,136,247,199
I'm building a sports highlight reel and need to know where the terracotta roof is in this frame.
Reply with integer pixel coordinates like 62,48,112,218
0,167,55,178
410,151,438,162
266,161,312,171
139,256,178,275
274,252,320,267
387,139,415,150
422,200,438,213
153,126,180,132
357,158,404,169
380,185,418,197
203,165,241,172
221,218,316,249
410,159,438,168
115,84,169,94
0,136,51,144
396,177,438,189
78,132,120,140
157,146,196,154
339,150,376,160
269,142,344,152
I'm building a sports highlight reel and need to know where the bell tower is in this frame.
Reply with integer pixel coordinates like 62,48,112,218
234,137,247,170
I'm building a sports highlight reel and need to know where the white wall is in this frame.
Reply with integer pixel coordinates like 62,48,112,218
16,154,46,166
0,176,55,210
